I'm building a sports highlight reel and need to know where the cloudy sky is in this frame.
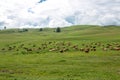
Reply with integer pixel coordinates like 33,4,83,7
0,0,120,29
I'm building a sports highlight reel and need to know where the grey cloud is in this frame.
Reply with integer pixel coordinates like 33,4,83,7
0,0,120,28
0,21,5,26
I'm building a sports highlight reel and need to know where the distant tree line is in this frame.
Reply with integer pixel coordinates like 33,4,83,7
2,26,62,33
39,27,61,33
18,28,28,32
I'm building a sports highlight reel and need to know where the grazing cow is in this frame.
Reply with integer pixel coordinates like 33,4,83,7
13,46,16,49
93,46,96,49
116,45,120,47
16,49,19,51
112,47,120,51
85,45,89,47
67,42,71,46
42,46,47,49
48,42,52,44
23,47,27,50
97,42,101,46
20,44,24,47
38,47,41,50
102,48,108,51
49,48,57,52
84,48,90,53
33,45,36,47
63,48,69,52
72,45,78,49
91,48,96,51
59,49,64,53
80,48,84,51
82,44,85,46
1,48,5,51
26,48,32,52
8,47,13,51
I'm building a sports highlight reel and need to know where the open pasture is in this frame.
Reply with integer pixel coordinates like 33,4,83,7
0,25,120,80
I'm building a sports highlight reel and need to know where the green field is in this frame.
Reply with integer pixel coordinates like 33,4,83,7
0,25,120,80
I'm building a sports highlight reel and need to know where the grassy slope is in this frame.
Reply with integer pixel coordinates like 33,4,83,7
0,25,120,80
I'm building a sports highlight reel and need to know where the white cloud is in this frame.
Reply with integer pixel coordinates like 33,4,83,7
0,0,120,29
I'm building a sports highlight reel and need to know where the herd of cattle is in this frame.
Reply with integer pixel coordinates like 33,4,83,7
1,41,120,54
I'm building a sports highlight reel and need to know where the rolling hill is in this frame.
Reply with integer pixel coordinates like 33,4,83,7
0,25,120,80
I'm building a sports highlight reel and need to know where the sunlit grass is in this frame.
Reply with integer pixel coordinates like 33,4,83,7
0,25,120,80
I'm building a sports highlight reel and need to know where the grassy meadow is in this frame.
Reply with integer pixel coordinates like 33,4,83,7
0,25,120,80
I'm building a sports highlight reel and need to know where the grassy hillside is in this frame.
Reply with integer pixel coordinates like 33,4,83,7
0,25,120,80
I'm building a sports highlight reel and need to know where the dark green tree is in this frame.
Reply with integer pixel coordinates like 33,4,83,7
4,26,6,29
39,28,43,31
55,27,61,32
23,28,28,32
